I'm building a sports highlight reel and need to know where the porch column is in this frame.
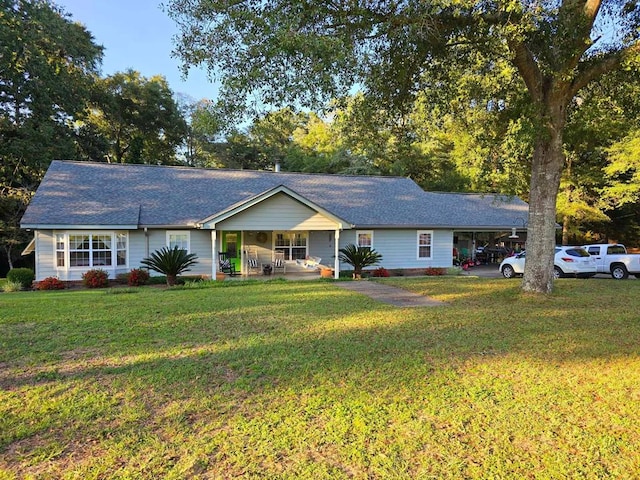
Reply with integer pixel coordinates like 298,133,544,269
211,230,218,280
334,229,340,279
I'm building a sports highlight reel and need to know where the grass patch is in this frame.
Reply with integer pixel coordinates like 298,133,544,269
1,278,640,478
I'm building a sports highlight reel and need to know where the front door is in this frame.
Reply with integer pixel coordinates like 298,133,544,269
222,231,242,272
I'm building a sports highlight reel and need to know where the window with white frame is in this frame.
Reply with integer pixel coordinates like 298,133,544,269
356,231,373,250
116,233,127,266
59,232,128,268
417,231,433,259
274,231,308,260
55,233,65,267
167,231,190,252
69,234,91,267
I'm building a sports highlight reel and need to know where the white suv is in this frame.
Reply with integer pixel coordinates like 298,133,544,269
500,246,597,279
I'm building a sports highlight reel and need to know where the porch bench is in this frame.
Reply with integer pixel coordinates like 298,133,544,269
297,256,322,270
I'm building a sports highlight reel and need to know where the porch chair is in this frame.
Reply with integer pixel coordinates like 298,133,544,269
246,247,261,275
272,251,286,274
218,252,238,276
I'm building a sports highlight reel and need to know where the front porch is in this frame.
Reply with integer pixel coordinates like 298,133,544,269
199,186,349,281
213,229,340,280
223,258,329,281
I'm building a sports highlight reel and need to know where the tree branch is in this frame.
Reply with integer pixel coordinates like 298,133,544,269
560,0,603,75
570,41,640,96
507,38,543,103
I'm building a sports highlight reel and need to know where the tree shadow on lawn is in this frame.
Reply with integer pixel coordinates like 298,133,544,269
3,277,640,393
3,278,640,477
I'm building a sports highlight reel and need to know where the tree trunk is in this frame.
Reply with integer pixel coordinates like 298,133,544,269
562,214,570,246
522,103,565,294
5,245,14,271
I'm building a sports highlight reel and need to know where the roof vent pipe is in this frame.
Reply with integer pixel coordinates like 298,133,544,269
274,161,281,172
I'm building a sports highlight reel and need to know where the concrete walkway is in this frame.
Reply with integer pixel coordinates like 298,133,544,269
334,281,446,308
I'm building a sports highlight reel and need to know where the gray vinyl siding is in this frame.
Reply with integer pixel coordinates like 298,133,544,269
215,193,339,231
35,230,56,281
338,229,454,270
190,230,213,277
128,230,147,268
308,231,337,267
147,229,214,278
243,231,274,267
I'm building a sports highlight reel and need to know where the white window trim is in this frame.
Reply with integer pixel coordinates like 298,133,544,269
55,233,65,268
272,231,309,260
356,230,374,249
54,231,129,270
417,230,433,260
166,230,191,253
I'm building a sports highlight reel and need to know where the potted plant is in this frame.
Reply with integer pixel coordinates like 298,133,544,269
338,244,383,279
320,266,334,278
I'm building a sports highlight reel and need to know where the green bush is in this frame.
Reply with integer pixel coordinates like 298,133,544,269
82,269,109,288
338,244,383,278
2,280,24,292
140,246,198,286
6,268,35,290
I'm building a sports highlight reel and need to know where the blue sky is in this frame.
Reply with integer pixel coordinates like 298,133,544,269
55,0,217,102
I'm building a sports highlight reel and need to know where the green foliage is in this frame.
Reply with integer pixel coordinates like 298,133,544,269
166,0,640,293
603,131,640,207
140,246,198,286
79,70,188,164
338,244,382,277
0,0,103,267
6,268,34,289
1,279,23,292
82,269,109,288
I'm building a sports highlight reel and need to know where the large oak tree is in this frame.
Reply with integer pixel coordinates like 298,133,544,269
167,0,640,293
0,0,102,269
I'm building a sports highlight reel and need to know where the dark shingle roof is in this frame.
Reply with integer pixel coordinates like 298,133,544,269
21,161,529,229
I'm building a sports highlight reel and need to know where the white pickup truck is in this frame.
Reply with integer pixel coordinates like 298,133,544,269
582,244,640,279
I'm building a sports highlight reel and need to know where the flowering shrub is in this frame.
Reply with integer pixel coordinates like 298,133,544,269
82,269,109,288
127,268,150,286
36,277,66,290
372,267,390,277
425,267,446,276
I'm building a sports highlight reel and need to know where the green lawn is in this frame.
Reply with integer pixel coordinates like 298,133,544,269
1,277,640,479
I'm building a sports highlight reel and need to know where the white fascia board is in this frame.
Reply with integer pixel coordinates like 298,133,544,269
21,224,139,230
198,185,350,229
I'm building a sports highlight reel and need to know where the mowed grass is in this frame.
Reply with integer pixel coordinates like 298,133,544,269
1,277,640,479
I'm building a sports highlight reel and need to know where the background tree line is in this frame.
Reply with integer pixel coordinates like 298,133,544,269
2,0,639,283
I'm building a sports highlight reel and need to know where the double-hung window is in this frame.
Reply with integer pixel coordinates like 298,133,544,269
274,231,308,260
356,231,373,251
417,231,433,259
60,232,128,268
167,231,190,252
55,234,65,267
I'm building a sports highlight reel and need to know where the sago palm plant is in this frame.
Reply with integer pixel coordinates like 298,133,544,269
338,243,383,279
140,246,198,286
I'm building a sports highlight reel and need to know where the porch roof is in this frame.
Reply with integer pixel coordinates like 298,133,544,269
198,185,351,229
